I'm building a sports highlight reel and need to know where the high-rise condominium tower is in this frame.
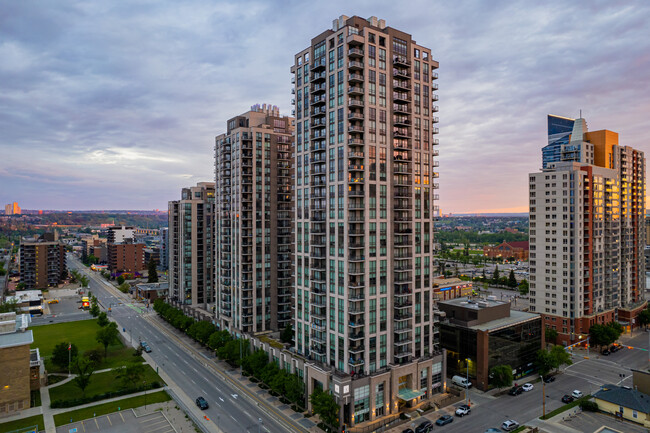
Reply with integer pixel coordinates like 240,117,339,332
214,105,293,334
292,15,443,426
168,182,215,308
529,116,646,344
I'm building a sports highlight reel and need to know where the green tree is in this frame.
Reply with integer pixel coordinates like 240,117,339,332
96,322,120,358
310,388,339,432
549,345,572,372
590,322,623,350
280,323,293,344
118,283,130,294
187,321,216,346
242,349,269,376
97,312,109,327
508,270,517,288
0,298,19,313
51,342,78,370
89,303,100,317
489,364,513,390
117,275,125,285
519,279,529,295
545,327,558,344
72,357,96,397
147,259,159,283
638,310,650,330
285,374,304,405
113,362,146,389
84,349,104,366
78,275,89,288
208,330,233,351
491,265,500,284
535,349,555,376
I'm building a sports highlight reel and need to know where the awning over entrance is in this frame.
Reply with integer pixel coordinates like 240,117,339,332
398,388,425,401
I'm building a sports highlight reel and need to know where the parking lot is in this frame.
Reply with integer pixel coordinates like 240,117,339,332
32,288,91,325
56,409,175,433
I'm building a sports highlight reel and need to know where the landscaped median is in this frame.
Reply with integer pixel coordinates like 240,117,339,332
52,390,172,427
0,414,45,433
539,395,591,420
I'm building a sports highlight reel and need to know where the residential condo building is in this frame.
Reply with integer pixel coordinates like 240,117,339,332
168,182,215,308
529,116,646,344
292,15,443,427
214,105,294,334
19,238,67,290
4,202,21,215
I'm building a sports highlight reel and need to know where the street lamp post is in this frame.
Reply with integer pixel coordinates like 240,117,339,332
143,380,147,410
466,358,470,406
541,375,546,418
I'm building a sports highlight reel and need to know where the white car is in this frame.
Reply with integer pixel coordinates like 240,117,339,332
501,420,520,431
572,390,583,398
522,383,534,392
455,404,471,417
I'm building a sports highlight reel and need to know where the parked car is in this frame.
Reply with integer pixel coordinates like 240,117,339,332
140,341,148,348
501,420,520,431
143,345,152,353
610,345,619,353
484,429,502,433
562,394,574,403
522,383,534,392
601,349,610,356
508,386,523,396
543,375,555,383
402,429,415,433
435,415,454,426
415,420,433,433
572,390,583,398
455,404,471,417
196,396,209,410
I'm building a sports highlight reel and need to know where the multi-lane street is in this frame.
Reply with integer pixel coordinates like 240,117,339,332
67,255,308,433
404,337,650,433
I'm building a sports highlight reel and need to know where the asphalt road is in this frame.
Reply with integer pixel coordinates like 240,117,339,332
414,336,650,433
67,255,307,433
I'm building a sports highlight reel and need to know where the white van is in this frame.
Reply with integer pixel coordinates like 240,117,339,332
451,375,472,388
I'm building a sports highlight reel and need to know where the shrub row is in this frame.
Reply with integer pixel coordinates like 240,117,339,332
50,382,161,408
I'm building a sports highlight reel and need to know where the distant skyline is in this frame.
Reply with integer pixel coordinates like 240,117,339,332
1,1,649,213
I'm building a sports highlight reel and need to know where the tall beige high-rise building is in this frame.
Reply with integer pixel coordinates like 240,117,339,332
168,182,215,308
529,116,646,345
214,105,294,334
292,15,444,427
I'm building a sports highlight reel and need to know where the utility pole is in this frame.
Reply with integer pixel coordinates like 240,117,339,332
466,358,470,405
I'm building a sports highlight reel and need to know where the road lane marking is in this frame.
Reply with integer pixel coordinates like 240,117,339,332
191,379,196,384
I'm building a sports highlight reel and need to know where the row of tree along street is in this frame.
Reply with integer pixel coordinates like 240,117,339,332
153,299,341,432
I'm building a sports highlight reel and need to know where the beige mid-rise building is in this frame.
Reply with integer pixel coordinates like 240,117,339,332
214,105,294,334
529,116,646,344
168,182,215,308
292,15,444,428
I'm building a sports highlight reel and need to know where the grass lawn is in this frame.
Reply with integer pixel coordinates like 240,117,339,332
540,395,590,420
31,319,142,372
50,365,163,404
53,390,171,426
0,414,45,433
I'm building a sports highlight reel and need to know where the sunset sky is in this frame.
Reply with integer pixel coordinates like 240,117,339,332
1,0,649,213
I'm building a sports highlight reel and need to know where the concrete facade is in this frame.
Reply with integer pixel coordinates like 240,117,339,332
168,182,215,308
529,117,646,345
290,15,443,428
214,107,294,334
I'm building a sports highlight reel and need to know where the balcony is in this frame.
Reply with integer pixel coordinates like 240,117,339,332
348,48,364,58
312,83,326,94
312,71,326,82
349,98,364,108
393,55,410,67
348,357,365,367
348,61,364,70
348,151,364,160
349,343,365,354
393,80,411,90
348,73,364,83
349,125,364,134
311,57,326,71
349,331,364,341
349,253,365,262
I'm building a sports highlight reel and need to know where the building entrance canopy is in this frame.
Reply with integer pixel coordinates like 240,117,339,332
397,388,424,401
